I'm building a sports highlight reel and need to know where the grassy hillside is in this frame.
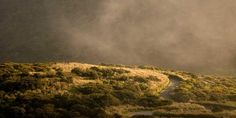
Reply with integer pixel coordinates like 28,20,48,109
0,62,235,118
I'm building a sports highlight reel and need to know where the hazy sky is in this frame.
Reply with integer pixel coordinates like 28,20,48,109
1,0,236,75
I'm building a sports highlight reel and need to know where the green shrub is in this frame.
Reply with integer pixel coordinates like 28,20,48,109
123,82,142,92
168,74,183,80
0,63,33,78
72,67,129,79
60,76,73,83
139,83,149,91
71,67,102,79
112,76,149,83
171,91,192,102
32,63,51,72
112,90,139,103
90,66,130,77
132,76,148,83
72,83,112,95
228,94,236,101
86,93,121,107
138,96,173,107
138,65,156,70
0,77,40,92
31,71,57,78
209,93,226,101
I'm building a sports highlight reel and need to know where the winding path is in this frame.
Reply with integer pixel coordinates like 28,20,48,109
130,75,182,117
160,76,181,99
54,63,181,117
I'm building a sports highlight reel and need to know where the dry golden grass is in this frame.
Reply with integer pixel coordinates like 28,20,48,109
72,77,102,85
53,62,170,94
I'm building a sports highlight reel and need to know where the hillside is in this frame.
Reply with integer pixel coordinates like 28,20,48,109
0,62,236,118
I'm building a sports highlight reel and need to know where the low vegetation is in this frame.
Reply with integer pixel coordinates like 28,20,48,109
0,63,169,117
71,66,130,79
170,72,236,103
0,62,235,118
153,103,236,118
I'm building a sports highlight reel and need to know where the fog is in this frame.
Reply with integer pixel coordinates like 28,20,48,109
1,0,236,75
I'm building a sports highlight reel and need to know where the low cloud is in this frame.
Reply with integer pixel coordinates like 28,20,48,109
1,0,236,75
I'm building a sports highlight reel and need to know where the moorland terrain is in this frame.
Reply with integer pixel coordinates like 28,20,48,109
0,62,235,118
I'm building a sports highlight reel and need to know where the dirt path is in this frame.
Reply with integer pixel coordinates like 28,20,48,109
54,63,181,117
160,76,181,99
130,76,182,117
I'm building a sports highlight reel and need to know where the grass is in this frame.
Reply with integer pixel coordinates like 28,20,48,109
0,62,236,117
71,66,130,79
0,62,170,117
170,73,236,102
153,103,236,118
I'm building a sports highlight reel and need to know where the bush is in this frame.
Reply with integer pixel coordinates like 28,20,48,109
32,63,51,72
168,74,183,80
72,67,130,79
72,83,112,95
138,65,156,70
86,93,121,107
228,94,236,101
209,93,226,101
112,90,139,103
171,91,192,102
90,67,130,77
0,63,33,78
60,76,73,83
71,67,102,79
138,96,173,107
112,76,149,83
112,76,129,81
8,106,26,118
132,76,148,83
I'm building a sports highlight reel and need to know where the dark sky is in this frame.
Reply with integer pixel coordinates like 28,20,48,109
1,0,236,75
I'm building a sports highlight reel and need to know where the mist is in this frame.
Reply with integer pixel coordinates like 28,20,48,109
1,0,236,75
